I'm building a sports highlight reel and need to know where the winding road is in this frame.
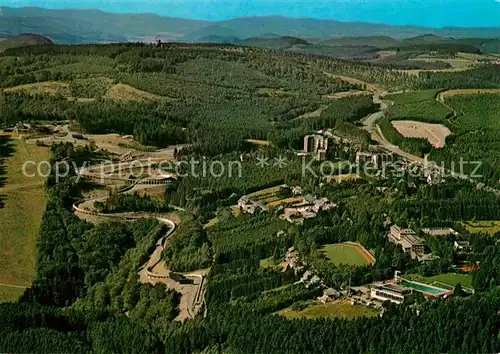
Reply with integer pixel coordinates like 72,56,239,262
330,73,500,195
73,161,206,321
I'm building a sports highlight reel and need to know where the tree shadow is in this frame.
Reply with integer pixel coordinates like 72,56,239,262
0,135,16,209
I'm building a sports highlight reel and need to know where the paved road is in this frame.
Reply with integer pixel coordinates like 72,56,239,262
354,84,500,196
74,166,205,321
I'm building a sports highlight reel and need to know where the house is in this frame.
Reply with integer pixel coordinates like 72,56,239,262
306,275,321,288
356,151,394,167
370,283,414,305
279,195,336,224
415,253,440,262
388,225,426,259
301,271,312,282
13,122,33,134
303,134,328,154
454,240,471,252
319,288,341,303
422,227,459,237
238,197,266,214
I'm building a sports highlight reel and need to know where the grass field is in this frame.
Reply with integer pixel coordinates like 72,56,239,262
278,300,378,320
259,256,280,269
405,273,473,289
464,220,500,235
320,243,372,266
0,136,50,301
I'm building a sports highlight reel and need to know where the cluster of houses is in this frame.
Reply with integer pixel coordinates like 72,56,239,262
279,195,337,225
237,197,268,214
237,185,337,225
284,247,341,304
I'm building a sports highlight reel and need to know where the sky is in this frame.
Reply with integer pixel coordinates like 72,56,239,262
3,0,500,27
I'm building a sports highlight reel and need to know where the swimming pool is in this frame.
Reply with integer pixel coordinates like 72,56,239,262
401,280,448,296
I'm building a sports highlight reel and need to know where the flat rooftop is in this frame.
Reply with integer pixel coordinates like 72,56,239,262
403,234,424,246
373,283,412,296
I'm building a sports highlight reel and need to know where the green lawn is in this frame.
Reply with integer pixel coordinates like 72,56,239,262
320,243,371,267
405,273,473,289
278,300,379,320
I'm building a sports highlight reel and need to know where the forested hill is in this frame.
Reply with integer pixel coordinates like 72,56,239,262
2,42,500,155
0,34,53,52
2,6,500,44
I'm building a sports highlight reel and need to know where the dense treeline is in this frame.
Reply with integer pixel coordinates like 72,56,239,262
430,94,500,184
395,180,500,221
379,114,433,156
95,191,168,214
162,215,212,272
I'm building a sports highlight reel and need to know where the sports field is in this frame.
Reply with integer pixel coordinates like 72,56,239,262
278,300,378,320
320,243,374,266
0,136,50,301
405,273,473,289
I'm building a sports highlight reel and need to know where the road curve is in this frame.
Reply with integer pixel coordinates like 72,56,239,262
73,165,205,321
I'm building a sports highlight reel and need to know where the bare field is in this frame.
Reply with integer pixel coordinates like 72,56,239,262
392,120,451,148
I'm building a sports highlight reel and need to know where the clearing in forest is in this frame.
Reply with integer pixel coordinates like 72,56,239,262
4,81,70,96
320,243,374,266
278,300,378,320
391,120,451,148
464,220,500,235
104,83,172,101
0,136,51,301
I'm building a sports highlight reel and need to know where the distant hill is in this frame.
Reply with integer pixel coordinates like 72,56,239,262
0,33,54,52
402,34,451,45
320,36,399,48
253,32,282,39
181,25,238,42
0,6,207,43
197,35,240,44
453,38,500,53
2,6,500,45
241,36,309,49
